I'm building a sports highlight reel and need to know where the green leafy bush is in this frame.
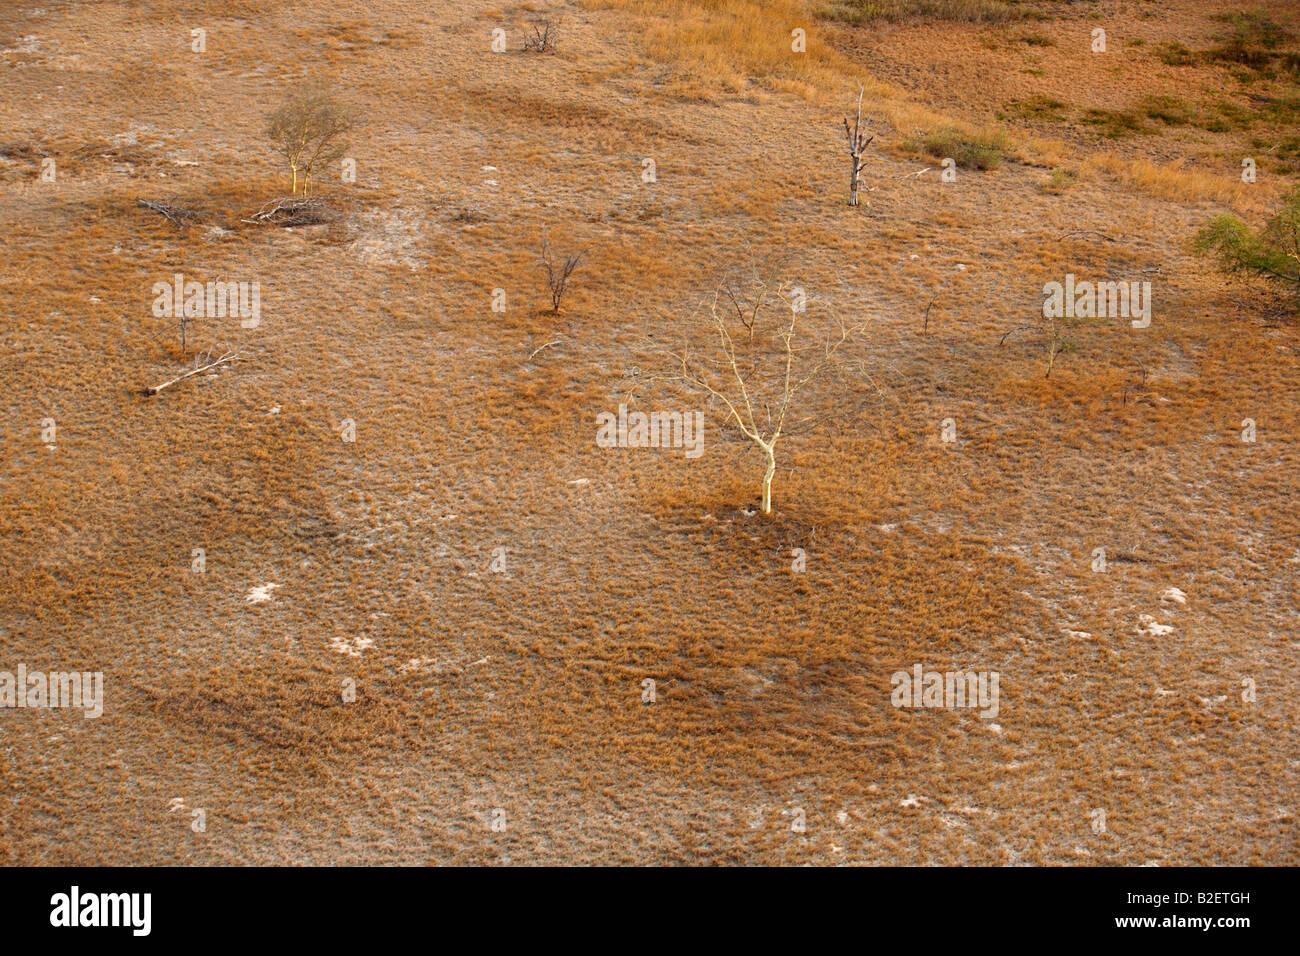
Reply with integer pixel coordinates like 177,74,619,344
1195,189,1300,306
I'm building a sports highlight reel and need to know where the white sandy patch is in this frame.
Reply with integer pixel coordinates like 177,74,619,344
1137,614,1174,636
347,207,426,268
245,582,280,604
1160,587,1187,605
1,36,41,54
330,636,374,657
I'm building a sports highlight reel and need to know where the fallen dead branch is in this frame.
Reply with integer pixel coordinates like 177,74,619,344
241,196,331,227
144,347,242,396
527,339,561,361
138,198,205,227
1059,230,1123,243
998,324,1041,346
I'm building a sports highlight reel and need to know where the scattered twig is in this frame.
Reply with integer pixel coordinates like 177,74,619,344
138,198,205,227
527,340,561,361
999,324,1041,346
1059,230,1122,243
1122,357,1150,407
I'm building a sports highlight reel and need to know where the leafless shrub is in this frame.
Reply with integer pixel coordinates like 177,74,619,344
999,317,1073,378
522,20,557,53
539,241,586,313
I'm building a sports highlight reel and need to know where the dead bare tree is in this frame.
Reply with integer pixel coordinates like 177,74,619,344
661,276,862,514
540,242,585,313
843,83,875,207
266,83,355,196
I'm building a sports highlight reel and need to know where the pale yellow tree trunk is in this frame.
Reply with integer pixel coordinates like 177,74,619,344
760,443,776,514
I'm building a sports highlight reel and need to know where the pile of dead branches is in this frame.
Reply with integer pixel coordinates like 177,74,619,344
241,196,332,227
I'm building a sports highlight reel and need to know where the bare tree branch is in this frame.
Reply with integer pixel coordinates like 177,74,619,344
144,347,243,396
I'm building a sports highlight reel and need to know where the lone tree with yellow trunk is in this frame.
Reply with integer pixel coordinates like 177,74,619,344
267,83,355,196
661,272,862,515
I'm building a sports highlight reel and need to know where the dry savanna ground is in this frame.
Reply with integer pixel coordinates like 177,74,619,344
0,0,1297,865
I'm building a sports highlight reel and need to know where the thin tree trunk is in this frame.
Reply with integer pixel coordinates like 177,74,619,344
761,446,776,514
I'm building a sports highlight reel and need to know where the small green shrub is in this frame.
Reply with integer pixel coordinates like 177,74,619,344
1082,108,1146,138
1040,167,1078,194
1139,95,1193,126
998,95,1068,123
1155,41,1195,65
907,126,1009,170
1194,188,1300,307
1206,10,1293,73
